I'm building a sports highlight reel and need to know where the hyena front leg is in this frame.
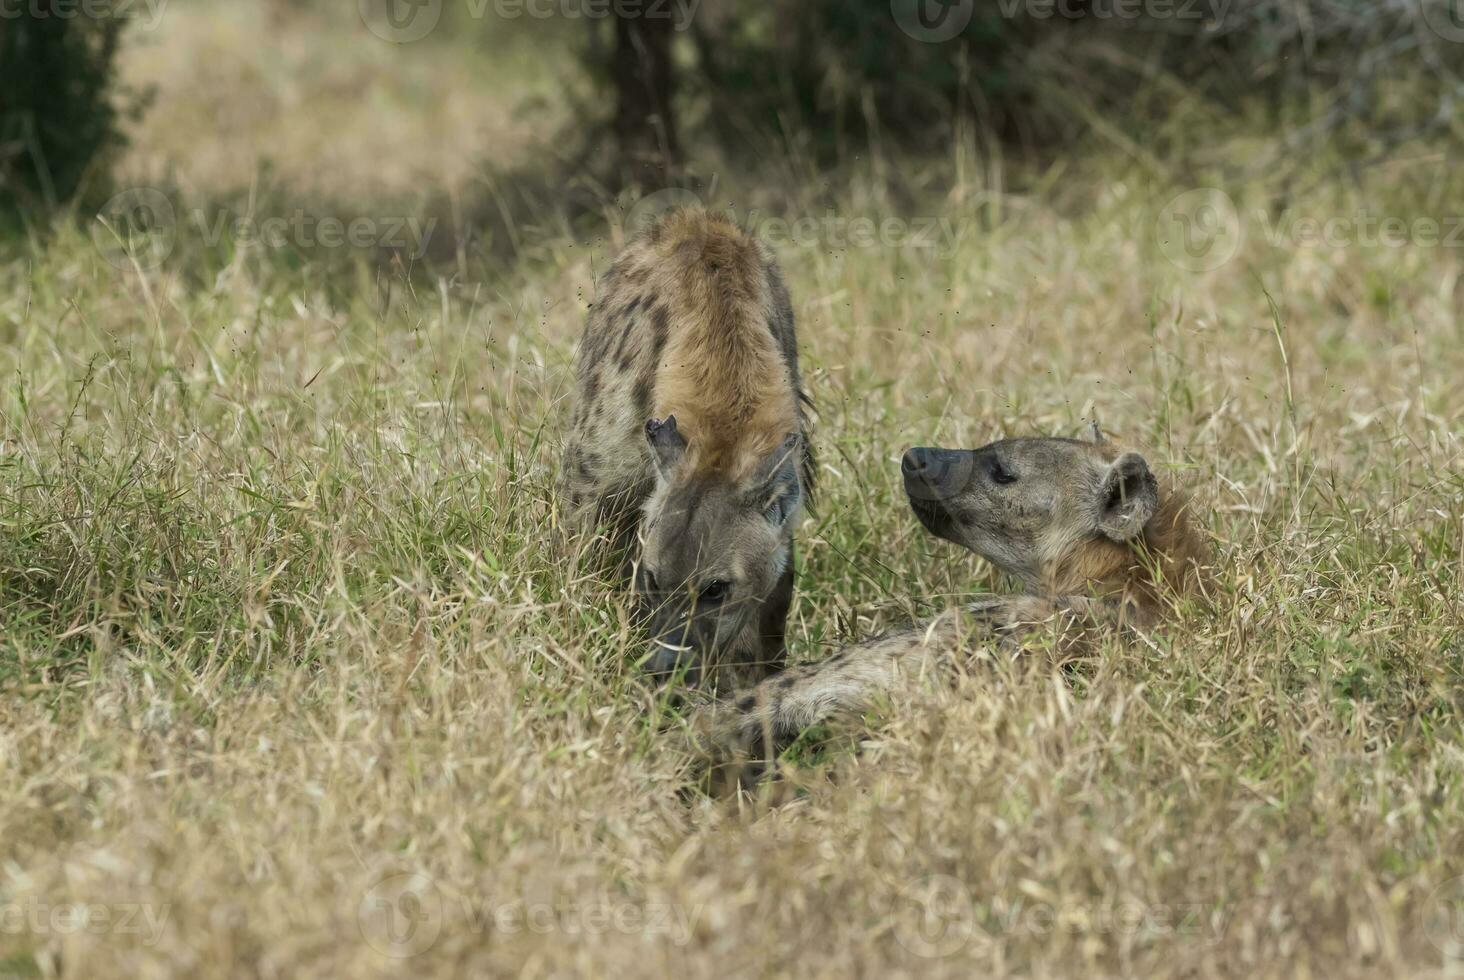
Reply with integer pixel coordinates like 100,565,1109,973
965,594,1140,650
753,552,796,676
689,613,971,774
688,596,1128,784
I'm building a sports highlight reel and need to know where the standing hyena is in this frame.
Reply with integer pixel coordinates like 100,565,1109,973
562,208,814,690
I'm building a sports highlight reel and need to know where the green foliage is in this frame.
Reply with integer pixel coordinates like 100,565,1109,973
688,2,1022,158
674,0,1464,162
0,12,128,219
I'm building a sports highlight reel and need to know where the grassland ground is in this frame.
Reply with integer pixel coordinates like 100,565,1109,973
0,3,1462,977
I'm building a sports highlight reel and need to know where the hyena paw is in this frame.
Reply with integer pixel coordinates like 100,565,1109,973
965,596,1007,616
966,596,1062,635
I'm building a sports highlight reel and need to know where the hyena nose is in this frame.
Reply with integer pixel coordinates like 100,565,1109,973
902,448,932,477
643,639,700,687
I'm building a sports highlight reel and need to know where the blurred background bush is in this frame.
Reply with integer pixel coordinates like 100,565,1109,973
2,0,1461,241
0,11,132,221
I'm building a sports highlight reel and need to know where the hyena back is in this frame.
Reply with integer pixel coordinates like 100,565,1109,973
563,208,813,690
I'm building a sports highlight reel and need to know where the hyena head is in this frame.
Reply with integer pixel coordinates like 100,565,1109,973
901,434,1162,593
635,416,803,689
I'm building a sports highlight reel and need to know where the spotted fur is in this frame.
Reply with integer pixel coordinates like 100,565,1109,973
563,208,814,690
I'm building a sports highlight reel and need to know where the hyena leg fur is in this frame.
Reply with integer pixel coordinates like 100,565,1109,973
689,612,968,770
688,594,1133,778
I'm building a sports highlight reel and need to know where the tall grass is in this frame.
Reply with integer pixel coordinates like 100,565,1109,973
0,3,1461,977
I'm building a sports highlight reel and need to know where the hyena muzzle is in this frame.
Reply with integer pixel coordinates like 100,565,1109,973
562,208,814,691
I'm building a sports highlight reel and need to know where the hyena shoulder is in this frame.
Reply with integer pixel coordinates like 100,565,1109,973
563,208,810,519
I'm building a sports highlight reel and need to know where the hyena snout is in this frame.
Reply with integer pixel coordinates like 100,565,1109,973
902,447,978,509
638,591,746,687
642,631,698,686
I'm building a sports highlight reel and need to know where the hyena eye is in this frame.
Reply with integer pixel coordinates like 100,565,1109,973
698,580,732,604
990,460,1019,486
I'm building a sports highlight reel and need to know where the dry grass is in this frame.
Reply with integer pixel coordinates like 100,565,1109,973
1,3,1462,977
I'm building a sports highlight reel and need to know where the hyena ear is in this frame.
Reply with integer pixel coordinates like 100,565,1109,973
752,434,803,528
1096,452,1159,542
645,416,687,475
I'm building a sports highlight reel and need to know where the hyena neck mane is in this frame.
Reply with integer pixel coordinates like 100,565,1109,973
649,210,800,482
1041,477,1209,625
669,425,795,487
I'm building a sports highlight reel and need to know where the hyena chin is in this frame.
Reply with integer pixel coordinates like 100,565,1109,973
690,429,1210,784
562,208,813,692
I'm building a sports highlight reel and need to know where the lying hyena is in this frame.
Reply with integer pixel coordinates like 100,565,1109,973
692,428,1209,775
562,208,813,690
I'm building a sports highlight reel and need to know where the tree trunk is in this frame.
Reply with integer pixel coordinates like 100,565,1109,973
611,11,679,186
